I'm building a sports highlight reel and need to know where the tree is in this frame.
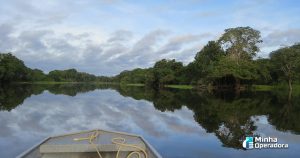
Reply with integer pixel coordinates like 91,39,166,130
195,41,224,63
254,58,272,84
117,68,148,84
205,27,263,88
0,53,114,83
152,59,184,87
218,26,262,64
27,69,48,81
270,44,300,91
209,56,259,88
0,53,29,82
192,41,224,83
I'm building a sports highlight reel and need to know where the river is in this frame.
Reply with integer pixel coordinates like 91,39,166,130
0,83,299,158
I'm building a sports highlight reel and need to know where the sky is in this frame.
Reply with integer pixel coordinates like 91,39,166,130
0,0,299,76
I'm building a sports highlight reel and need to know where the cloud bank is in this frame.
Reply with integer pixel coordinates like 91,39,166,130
0,0,299,75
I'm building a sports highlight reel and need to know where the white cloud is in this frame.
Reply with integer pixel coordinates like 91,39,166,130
0,24,211,75
263,29,300,47
0,0,299,75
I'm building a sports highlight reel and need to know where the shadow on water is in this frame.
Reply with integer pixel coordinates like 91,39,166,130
0,83,300,150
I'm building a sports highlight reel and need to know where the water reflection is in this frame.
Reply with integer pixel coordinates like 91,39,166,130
0,83,299,158
0,83,117,111
118,86,300,147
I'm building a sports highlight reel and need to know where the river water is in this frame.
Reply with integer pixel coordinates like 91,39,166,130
0,84,299,158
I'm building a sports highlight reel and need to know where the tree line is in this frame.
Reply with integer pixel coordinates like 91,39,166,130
0,53,111,82
115,27,300,90
1,26,300,90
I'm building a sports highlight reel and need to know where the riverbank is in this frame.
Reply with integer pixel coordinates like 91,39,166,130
253,84,300,92
252,85,274,91
123,83,193,89
164,85,193,89
14,81,119,85
12,81,300,91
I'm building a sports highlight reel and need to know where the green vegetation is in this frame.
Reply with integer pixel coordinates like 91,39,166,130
165,85,193,89
253,85,273,91
0,53,114,83
116,68,148,84
0,53,39,82
115,27,300,90
48,69,96,82
270,44,300,91
1,26,300,91
125,83,145,87
17,81,83,84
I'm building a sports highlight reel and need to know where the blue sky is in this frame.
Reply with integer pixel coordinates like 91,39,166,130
0,0,299,75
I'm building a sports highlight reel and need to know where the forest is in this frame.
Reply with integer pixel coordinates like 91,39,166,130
1,26,300,90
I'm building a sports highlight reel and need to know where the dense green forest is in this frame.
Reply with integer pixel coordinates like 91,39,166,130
115,27,300,90
1,27,299,90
